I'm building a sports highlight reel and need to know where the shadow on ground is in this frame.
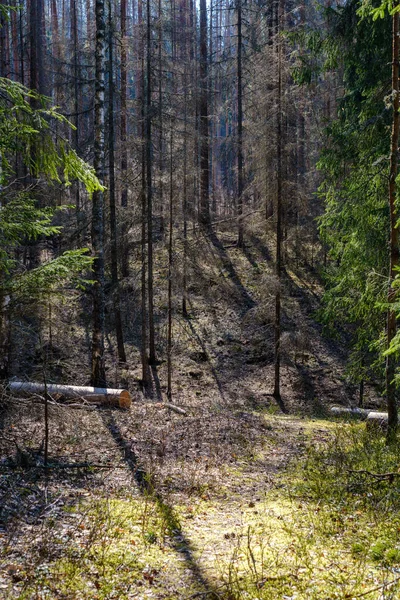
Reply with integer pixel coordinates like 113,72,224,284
102,411,222,599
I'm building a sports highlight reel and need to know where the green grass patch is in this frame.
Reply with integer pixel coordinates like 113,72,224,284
213,422,400,599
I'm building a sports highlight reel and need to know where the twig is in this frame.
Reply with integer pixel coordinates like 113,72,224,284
14,394,98,411
163,403,188,415
348,469,400,481
345,574,400,598
0,462,128,471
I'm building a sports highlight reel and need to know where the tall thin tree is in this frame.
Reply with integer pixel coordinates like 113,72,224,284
199,0,211,228
273,0,283,405
108,0,127,364
146,0,156,364
167,124,174,400
120,0,128,208
91,0,107,386
236,0,244,248
386,6,400,441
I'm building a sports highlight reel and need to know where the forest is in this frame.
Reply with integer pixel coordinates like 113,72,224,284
2,0,400,597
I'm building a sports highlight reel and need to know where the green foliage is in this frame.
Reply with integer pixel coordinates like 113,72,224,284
12,249,94,301
358,0,400,20
0,77,101,192
0,78,102,303
315,1,392,385
291,27,341,84
0,195,62,275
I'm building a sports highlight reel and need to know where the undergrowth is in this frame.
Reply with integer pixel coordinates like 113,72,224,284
4,421,400,599
219,422,400,599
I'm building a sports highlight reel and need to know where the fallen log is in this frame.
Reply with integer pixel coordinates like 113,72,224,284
330,407,371,419
330,406,389,432
8,381,131,409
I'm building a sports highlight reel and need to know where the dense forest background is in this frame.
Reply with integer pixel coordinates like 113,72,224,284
1,0,397,405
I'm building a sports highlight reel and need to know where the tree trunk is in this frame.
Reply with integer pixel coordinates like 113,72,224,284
0,0,8,78
146,0,156,364
91,0,107,387
273,0,283,404
167,126,173,400
158,0,164,236
199,0,211,228
108,0,126,364
141,51,149,386
182,54,189,317
29,0,46,95
71,0,83,243
386,9,400,442
120,0,128,207
237,0,244,248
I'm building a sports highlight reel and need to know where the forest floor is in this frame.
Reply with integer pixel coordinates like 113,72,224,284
0,221,396,599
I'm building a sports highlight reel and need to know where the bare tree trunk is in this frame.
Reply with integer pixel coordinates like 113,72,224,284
71,0,83,243
51,0,60,65
18,3,24,85
108,0,127,364
273,0,283,404
146,0,156,364
120,0,128,207
0,0,8,78
140,47,149,386
29,0,46,95
199,0,211,228
386,9,400,442
91,0,107,387
167,126,174,400
236,0,244,248
158,0,164,236
182,56,189,317
11,3,19,80
0,292,9,379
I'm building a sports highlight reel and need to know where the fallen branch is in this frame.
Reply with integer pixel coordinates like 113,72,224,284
0,462,128,471
345,574,400,598
348,469,400,481
163,403,188,415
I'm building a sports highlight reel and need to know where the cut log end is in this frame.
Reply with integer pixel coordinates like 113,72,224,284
119,390,131,409
331,406,390,433
366,412,388,432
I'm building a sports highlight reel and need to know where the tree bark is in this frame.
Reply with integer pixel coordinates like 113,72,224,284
9,382,132,408
141,60,149,388
146,0,156,364
91,0,107,387
29,0,46,95
237,0,244,248
120,0,128,207
167,126,173,400
273,0,283,404
386,9,400,442
199,0,211,228
108,0,126,364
